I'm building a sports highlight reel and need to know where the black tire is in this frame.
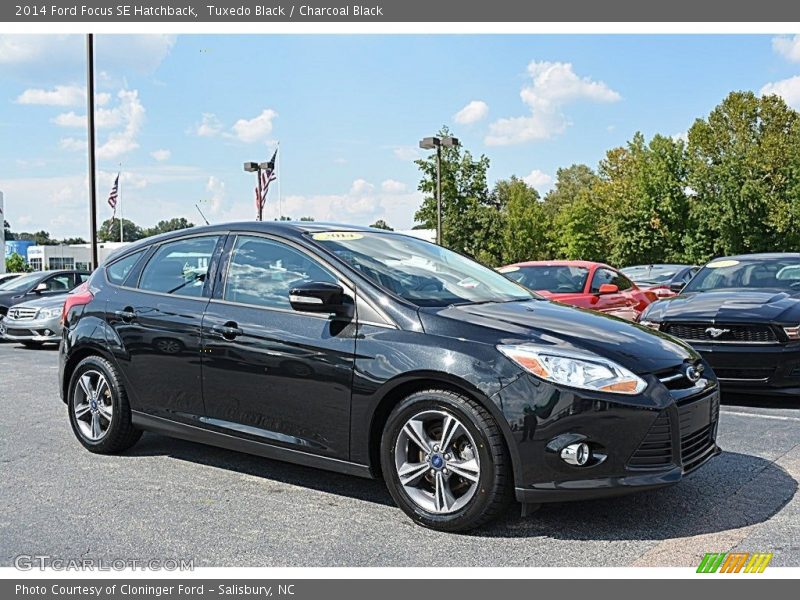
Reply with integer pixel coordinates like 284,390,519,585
67,355,142,454
380,389,513,532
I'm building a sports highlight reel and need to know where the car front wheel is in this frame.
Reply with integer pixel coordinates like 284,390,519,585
380,389,512,532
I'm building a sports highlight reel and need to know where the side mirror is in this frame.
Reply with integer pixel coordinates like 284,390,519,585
669,282,685,294
33,282,48,294
289,281,351,316
598,283,619,295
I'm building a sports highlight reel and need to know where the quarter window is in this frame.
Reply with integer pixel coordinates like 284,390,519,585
106,250,145,285
139,236,219,297
223,236,336,309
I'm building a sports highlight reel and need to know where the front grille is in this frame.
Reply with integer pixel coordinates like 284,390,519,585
5,328,32,337
714,367,774,381
663,322,778,344
628,412,673,469
7,307,37,321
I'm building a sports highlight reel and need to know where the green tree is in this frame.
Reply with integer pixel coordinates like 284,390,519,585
552,190,611,261
16,230,56,245
685,91,800,261
59,237,87,245
5,252,29,273
494,177,549,264
98,218,146,242
3,220,14,241
369,219,393,230
414,126,494,258
143,217,195,237
543,164,599,216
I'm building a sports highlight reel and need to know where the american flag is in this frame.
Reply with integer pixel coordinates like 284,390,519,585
107,173,119,210
258,148,278,210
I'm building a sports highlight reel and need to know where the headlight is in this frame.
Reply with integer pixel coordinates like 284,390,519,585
38,307,62,319
639,319,661,330
497,344,647,395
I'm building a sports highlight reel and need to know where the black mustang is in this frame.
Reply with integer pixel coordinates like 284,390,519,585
640,253,800,397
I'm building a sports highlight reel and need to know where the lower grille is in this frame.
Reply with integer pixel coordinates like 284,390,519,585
714,367,774,381
681,424,716,472
663,322,778,344
628,412,673,469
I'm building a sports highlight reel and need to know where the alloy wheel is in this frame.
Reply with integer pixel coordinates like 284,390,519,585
73,370,113,441
394,410,481,514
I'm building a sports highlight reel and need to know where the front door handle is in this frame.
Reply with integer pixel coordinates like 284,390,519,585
115,307,136,323
211,321,243,340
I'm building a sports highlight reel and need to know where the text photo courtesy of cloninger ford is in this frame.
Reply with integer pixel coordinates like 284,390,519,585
0,32,799,572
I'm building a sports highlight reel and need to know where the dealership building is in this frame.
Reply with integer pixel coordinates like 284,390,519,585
26,242,131,271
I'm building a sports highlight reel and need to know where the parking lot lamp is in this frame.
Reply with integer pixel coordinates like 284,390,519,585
419,136,459,245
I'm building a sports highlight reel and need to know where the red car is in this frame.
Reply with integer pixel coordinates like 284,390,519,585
497,260,657,320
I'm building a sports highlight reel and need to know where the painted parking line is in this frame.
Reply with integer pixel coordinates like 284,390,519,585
720,409,800,422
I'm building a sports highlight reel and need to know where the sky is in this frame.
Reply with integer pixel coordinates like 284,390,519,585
3,34,800,239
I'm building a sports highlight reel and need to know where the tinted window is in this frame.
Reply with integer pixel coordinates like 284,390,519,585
43,274,75,292
224,236,336,309
590,268,632,293
106,251,145,285
500,265,589,294
685,258,800,292
139,236,219,297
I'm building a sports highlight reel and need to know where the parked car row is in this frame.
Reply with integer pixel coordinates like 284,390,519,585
0,270,90,347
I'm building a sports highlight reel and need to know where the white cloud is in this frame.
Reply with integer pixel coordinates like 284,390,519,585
761,76,800,109
193,113,223,137
522,169,553,192
393,146,420,161
16,84,85,106
151,149,171,162
192,109,278,144
772,35,800,62
230,108,278,144
350,178,375,195
205,176,226,214
381,179,407,193
486,61,621,146
52,107,122,129
59,137,85,152
453,100,489,125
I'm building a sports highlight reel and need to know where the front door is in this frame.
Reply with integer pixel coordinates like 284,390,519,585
200,234,356,459
589,267,637,319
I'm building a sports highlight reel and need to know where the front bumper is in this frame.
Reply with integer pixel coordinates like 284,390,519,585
493,368,721,504
689,341,800,397
0,315,62,343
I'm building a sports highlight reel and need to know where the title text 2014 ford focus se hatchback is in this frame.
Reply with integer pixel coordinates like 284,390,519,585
59,223,721,531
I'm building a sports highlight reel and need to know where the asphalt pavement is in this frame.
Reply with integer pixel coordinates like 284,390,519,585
0,341,798,567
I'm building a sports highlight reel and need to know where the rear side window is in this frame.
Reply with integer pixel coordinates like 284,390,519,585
139,236,220,298
223,235,336,309
106,250,145,285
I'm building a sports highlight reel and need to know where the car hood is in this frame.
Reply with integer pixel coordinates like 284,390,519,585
11,295,66,311
0,290,29,308
423,299,698,375
644,289,800,324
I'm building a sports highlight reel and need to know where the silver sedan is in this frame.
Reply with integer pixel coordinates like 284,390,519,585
0,295,65,347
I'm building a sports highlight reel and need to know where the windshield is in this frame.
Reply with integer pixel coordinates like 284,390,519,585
311,232,534,307
498,265,588,294
684,258,800,293
622,265,682,285
0,272,41,292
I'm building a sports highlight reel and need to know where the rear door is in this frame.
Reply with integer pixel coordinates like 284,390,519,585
200,233,356,459
105,234,224,422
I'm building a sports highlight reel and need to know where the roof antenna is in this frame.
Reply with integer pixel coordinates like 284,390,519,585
195,204,210,226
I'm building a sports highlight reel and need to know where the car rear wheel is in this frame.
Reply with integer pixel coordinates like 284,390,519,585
67,355,142,453
380,389,513,532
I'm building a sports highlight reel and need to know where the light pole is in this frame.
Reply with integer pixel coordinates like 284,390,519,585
86,34,99,269
419,136,459,245
244,160,272,221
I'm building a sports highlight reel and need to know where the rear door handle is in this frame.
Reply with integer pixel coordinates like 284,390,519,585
211,322,243,340
115,307,136,323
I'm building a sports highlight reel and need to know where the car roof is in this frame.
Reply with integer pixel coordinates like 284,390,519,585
712,252,800,262
505,260,610,270
623,264,693,270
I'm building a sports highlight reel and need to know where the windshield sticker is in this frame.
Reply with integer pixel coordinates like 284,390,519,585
497,266,520,273
706,259,740,269
312,232,364,241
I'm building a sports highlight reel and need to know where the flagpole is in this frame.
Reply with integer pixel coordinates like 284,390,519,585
118,165,123,243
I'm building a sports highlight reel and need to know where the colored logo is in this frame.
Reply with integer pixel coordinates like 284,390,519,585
696,552,773,573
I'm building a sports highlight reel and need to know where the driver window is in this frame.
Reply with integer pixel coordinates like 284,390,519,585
43,274,73,292
590,269,614,293
224,236,336,309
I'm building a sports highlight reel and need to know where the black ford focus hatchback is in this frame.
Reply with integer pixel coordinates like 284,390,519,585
59,222,720,531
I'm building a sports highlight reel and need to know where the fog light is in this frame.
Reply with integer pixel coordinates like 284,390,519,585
560,442,591,466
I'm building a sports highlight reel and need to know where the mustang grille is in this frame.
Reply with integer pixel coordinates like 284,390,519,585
663,322,778,344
